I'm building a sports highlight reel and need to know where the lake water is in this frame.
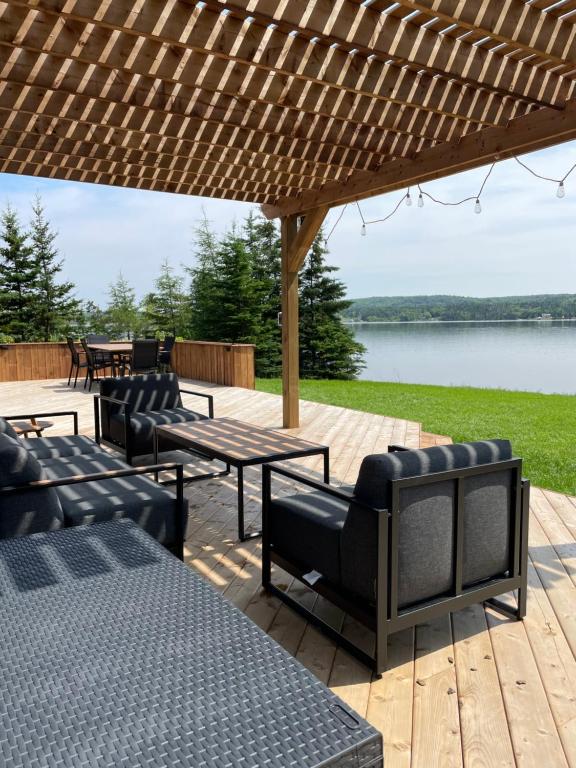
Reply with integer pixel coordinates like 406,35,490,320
350,320,576,395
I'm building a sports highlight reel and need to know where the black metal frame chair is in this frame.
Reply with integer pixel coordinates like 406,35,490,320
127,339,160,375
262,450,530,676
66,338,88,388
158,336,175,372
3,410,79,434
80,338,115,391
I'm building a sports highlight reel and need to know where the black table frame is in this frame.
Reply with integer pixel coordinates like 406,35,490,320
154,421,329,542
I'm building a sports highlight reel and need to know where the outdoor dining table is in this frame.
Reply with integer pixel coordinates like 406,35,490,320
87,342,133,354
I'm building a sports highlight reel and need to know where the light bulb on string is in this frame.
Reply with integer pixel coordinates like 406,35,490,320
474,198,482,214
417,192,424,208
405,191,412,207
361,223,366,236
557,181,566,198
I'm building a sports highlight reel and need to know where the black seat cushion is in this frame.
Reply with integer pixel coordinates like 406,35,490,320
269,491,348,586
0,433,64,539
22,435,103,460
341,440,514,606
109,407,207,454
40,453,185,547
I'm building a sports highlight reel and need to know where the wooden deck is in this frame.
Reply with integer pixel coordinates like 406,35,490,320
2,378,576,768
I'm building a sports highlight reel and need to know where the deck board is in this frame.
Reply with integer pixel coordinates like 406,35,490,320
2,378,576,768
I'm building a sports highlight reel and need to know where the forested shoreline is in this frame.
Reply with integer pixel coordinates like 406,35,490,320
343,294,576,322
0,200,364,379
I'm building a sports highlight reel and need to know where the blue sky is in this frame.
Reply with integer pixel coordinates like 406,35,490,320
1,142,575,305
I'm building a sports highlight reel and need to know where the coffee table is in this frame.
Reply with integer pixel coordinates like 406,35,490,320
154,417,329,541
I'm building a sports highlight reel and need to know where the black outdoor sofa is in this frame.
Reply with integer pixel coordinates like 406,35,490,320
0,412,187,557
94,372,214,464
263,439,530,675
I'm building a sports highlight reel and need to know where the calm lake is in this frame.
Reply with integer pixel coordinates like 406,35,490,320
350,320,576,395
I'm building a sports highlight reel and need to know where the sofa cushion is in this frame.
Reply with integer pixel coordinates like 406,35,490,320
0,432,64,539
341,440,514,605
269,491,348,586
109,407,206,455
40,453,184,547
21,435,103,460
0,417,19,440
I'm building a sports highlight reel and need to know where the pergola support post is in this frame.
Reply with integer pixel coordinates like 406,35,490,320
281,207,329,428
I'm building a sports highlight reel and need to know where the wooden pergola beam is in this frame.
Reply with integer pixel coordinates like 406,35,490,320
281,207,329,428
0,84,404,172
393,0,576,69
1,1,533,128
264,98,576,218
0,157,275,202
0,126,346,182
207,0,571,106
0,47,490,145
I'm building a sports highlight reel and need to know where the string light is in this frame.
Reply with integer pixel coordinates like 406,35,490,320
322,153,575,242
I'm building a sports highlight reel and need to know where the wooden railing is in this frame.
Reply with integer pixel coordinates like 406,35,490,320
171,341,255,389
0,342,70,382
0,340,255,389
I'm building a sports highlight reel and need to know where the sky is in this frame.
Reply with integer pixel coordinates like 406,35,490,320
1,141,575,305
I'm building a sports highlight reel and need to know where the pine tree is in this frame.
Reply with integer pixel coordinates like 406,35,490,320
142,259,191,338
30,196,80,340
0,205,40,342
105,273,142,339
299,231,365,379
243,212,282,376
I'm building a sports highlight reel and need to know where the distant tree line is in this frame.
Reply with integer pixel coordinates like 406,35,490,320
0,200,364,380
343,294,576,322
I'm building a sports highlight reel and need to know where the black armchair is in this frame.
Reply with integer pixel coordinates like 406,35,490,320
94,372,214,464
262,440,530,675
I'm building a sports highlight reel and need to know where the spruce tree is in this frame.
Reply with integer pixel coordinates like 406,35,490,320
105,273,142,339
243,212,282,377
188,216,222,341
0,205,40,342
143,259,191,338
211,230,259,343
30,196,80,340
299,231,365,379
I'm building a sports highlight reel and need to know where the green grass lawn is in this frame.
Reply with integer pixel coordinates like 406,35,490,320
256,379,576,495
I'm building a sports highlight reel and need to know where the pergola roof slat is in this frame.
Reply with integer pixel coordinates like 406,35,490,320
0,0,574,214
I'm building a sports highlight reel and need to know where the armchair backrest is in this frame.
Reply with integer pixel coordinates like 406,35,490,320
341,440,519,608
100,372,182,421
131,339,159,370
0,433,64,539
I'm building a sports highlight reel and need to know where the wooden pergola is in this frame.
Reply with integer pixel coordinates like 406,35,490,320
2,0,576,426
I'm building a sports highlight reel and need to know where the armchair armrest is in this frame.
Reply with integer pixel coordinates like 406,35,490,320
4,411,79,435
179,388,214,418
262,463,388,515
92,394,133,445
388,444,410,452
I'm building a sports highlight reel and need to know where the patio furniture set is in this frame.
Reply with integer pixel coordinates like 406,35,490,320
0,371,531,766
67,335,175,390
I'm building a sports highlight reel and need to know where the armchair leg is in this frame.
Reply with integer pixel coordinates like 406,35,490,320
374,626,388,678
67,362,73,386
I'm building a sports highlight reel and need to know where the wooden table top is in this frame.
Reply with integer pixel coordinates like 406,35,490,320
88,342,133,353
156,417,328,463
